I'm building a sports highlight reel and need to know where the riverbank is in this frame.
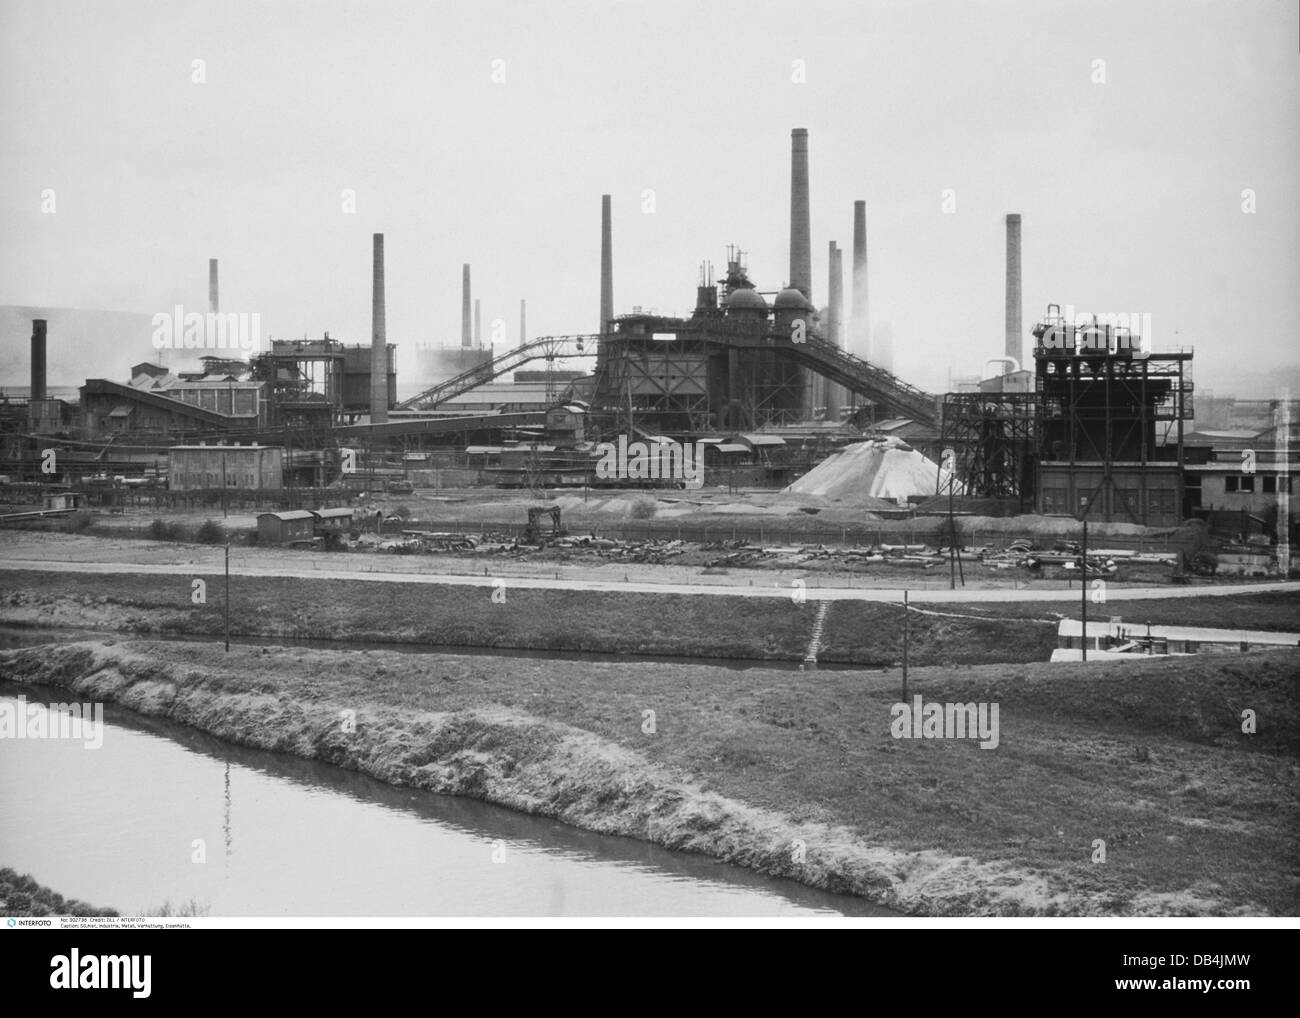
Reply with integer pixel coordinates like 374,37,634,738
0,868,118,917
3,639,1294,915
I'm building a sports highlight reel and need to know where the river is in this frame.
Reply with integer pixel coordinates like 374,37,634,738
0,685,895,917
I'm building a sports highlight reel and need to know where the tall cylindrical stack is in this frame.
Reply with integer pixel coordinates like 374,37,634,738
789,129,811,300
208,259,219,314
30,319,47,403
1005,213,1022,364
519,298,526,347
474,299,482,347
370,233,388,425
600,195,613,331
850,201,868,361
826,242,842,422
461,264,472,349
599,194,613,373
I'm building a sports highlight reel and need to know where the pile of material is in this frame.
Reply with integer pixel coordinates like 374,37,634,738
783,438,957,503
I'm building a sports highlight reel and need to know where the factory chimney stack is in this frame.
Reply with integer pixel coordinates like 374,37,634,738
30,319,47,404
474,299,482,347
209,259,219,314
826,242,842,421
850,201,868,360
520,299,526,347
599,194,613,372
1005,213,1022,363
789,129,812,300
599,195,613,329
370,233,388,425
461,264,472,349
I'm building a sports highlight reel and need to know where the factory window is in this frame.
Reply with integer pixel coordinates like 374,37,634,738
1240,475,1254,493
1119,489,1140,515
1263,475,1276,494
1041,488,1067,514
1225,476,1238,493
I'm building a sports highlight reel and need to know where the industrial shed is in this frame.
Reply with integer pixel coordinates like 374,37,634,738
312,507,355,535
256,510,316,546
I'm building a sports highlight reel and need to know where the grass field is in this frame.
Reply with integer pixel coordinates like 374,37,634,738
5,569,1298,666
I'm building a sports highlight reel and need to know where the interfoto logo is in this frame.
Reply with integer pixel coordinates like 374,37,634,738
1040,305,1152,358
50,950,151,998
0,695,104,749
151,304,261,351
594,435,705,488
890,696,1000,749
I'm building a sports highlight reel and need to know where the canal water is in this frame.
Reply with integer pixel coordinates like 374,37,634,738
0,686,894,917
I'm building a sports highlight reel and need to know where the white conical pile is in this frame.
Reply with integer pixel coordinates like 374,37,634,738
783,437,957,501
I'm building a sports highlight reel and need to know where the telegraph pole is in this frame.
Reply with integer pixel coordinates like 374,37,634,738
1081,519,1088,662
901,589,910,700
224,543,231,652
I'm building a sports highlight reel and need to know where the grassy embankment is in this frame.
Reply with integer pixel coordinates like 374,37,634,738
2,639,1296,915
0,868,118,917
4,571,1299,665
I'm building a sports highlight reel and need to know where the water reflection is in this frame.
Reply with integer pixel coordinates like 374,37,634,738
0,682,896,917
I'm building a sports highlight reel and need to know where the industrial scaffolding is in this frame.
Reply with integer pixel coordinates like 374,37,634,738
1033,310,1194,525
938,392,1038,507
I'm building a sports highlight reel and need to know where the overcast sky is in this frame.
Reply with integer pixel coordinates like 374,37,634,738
1,0,1296,396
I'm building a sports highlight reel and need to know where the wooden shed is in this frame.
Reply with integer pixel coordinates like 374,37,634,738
256,510,317,545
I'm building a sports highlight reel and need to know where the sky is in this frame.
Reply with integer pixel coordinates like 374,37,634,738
1,0,1297,397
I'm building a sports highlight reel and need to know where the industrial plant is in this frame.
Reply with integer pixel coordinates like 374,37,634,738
0,127,1295,557
2,0,1296,932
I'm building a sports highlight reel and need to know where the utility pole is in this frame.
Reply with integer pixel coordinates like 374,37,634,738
224,543,231,653
901,589,910,701
1081,518,1088,661
948,477,956,590
950,475,965,586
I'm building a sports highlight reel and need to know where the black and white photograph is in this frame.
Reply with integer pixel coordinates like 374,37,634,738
0,0,1296,947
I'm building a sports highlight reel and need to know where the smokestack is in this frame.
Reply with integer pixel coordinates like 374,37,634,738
370,233,388,425
520,299,526,347
208,259,219,314
826,242,842,421
789,129,812,300
850,201,868,359
30,319,47,403
461,264,472,349
474,299,482,347
1005,213,1022,363
599,194,613,333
